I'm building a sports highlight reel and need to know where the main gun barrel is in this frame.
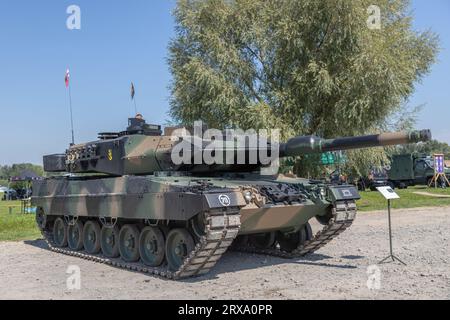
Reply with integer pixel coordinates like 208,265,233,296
279,130,431,157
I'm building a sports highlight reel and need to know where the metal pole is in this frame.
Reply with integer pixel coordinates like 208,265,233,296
379,198,406,265
68,84,75,145
133,96,138,115
388,199,393,256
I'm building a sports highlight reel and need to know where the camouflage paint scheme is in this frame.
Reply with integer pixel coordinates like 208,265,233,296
32,119,431,236
32,174,355,235
30,118,432,277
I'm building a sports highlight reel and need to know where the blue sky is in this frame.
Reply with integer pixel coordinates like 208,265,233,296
0,0,449,165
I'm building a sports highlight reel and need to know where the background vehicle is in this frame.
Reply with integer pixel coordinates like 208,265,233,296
387,154,450,188
1,189,17,201
357,167,392,191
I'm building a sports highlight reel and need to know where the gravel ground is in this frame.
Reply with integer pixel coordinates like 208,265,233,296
0,206,449,300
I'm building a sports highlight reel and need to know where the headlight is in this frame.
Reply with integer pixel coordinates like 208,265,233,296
320,188,326,197
244,191,252,203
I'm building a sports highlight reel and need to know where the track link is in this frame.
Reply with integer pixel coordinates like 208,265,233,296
233,200,357,258
41,207,241,280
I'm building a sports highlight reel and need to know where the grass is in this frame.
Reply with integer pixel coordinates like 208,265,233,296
357,185,450,211
0,201,41,241
0,186,449,241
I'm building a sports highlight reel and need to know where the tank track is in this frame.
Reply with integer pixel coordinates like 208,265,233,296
232,200,357,258
40,207,241,280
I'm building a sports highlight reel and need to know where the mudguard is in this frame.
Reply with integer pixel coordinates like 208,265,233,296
328,185,361,201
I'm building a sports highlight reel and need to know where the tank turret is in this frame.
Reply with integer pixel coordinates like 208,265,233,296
42,116,431,176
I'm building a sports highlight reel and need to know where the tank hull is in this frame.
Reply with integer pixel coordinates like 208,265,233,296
32,175,349,235
31,175,360,279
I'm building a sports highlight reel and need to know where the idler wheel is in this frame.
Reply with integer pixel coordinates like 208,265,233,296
101,225,120,258
68,220,84,251
165,228,195,271
249,232,276,249
316,209,333,225
83,221,101,254
35,208,47,231
119,224,140,262
190,212,207,239
277,223,313,252
139,226,165,267
53,217,68,247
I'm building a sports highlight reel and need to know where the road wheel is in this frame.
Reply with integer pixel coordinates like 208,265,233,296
53,217,68,247
68,220,84,251
101,225,120,258
277,223,312,252
165,228,195,271
304,223,313,240
139,226,165,267
119,224,140,262
83,221,101,254
249,232,276,249
233,235,249,247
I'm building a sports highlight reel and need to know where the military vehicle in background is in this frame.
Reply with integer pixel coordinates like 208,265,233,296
357,167,392,191
387,154,450,189
31,116,431,279
330,167,391,192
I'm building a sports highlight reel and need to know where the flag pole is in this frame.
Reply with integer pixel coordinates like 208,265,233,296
133,96,138,114
68,83,75,145
66,69,75,145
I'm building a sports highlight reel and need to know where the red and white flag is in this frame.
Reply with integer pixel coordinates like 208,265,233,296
65,69,70,88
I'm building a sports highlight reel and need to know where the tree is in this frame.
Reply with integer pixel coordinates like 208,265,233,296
392,140,450,159
169,0,438,176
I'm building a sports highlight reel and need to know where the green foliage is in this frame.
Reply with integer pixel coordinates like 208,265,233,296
0,201,40,241
391,140,450,159
169,0,438,176
357,186,450,211
343,148,389,177
294,154,324,179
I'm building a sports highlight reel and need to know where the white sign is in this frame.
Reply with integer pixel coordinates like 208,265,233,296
376,186,400,200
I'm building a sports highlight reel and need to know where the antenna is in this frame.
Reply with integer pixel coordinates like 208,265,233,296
65,68,75,145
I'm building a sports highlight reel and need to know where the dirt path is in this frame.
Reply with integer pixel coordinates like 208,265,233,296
413,191,450,198
0,206,449,300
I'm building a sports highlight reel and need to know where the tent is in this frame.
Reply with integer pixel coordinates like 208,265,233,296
5,170,43,201
9,169,42,182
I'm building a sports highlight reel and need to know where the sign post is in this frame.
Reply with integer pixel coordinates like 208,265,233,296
428,154,449,188
376,186,406,265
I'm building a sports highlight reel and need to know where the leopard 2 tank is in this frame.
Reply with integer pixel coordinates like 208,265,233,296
31,116,431,279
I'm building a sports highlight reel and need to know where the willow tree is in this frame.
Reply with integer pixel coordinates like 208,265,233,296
169,0,438,177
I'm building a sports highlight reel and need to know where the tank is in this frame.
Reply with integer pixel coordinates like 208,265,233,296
31,116,431,279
